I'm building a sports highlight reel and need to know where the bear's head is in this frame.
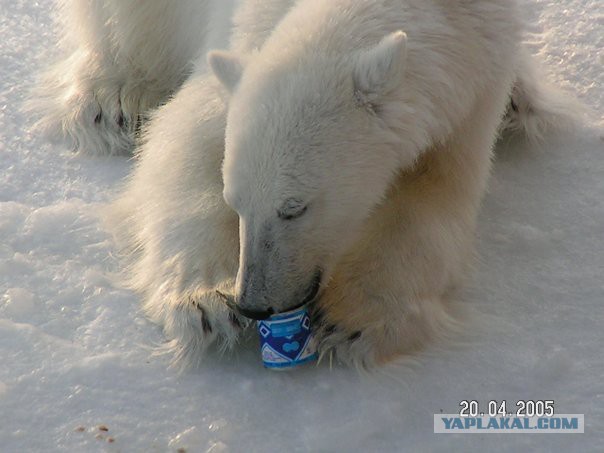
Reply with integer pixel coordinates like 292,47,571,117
209,31,408,319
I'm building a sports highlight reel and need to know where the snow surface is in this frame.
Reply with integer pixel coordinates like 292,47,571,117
1,0,603,451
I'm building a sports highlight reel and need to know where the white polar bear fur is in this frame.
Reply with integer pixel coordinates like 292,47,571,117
30,0,234,154
35,0,578,368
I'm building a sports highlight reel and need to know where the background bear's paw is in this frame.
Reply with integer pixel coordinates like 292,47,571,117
30,80,135,156
29,55,146,156
83,89,135,155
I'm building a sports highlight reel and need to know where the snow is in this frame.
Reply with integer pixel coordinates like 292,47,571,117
0,0,602,451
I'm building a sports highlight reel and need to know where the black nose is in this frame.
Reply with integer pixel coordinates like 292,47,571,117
237,306,275,320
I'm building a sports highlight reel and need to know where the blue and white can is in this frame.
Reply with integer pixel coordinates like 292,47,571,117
257,306,318,370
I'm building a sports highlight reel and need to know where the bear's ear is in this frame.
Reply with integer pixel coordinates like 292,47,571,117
207,51,246,93
353,31,407,101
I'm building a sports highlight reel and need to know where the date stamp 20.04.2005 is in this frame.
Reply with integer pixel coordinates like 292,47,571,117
433,400,584,434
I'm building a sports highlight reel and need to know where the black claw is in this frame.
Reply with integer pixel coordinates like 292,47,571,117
117,112,125,128
324,324,336,335
510,98,519,113
199,306,212,334
228,311,243,329
348,331,362,342
216,290,237,311
310,307,324,325
94,111,102,124
134,115,144,136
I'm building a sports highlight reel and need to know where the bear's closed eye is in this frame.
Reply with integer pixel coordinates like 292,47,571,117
277,198,308,220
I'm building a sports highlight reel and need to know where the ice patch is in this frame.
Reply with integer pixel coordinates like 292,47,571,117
2,287,37,320
493,221,563,249
169,426,205,451
531,348,574,384
0,202,30,237
21,201,95,255
206,441,229,453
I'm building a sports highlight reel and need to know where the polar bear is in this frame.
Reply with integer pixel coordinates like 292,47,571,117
35,0,576,368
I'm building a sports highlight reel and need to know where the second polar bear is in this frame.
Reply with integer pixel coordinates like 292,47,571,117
42,0,572,368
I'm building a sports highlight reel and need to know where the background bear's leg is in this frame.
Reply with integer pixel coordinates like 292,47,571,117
30,0,210,155
107,75,244,368
501,45,583,142
313,79,514,369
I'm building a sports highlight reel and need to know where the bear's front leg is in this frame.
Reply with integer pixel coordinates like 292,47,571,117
108,74,247,368
310,157,478,369
152,286,249,366
311,273,453,370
